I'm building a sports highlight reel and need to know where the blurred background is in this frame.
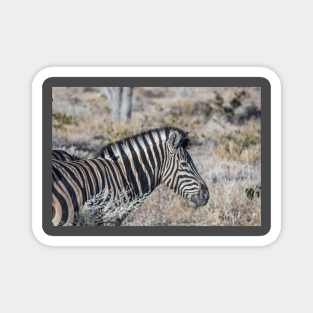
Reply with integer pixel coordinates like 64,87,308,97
52,86,261,226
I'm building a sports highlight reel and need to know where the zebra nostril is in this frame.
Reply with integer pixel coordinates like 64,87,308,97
201,184,207,192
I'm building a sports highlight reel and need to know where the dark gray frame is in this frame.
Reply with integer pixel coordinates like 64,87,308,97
42,77,271,236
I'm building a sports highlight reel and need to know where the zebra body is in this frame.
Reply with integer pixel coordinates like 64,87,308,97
53,158,115,225
52,127,209,226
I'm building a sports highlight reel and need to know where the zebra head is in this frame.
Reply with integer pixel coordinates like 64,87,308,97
162,129,209,208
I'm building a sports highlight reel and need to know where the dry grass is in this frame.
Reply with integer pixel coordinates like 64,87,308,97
214,120,261,162
52,86,261,226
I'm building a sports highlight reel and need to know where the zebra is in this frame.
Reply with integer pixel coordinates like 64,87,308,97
52,149,78,161
52,127,209,226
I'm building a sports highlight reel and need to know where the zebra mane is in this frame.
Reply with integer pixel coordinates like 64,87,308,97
96,127,189,158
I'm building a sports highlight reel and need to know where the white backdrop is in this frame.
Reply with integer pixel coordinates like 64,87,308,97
0,0,311,312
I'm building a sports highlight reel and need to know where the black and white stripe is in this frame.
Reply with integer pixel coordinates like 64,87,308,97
52,127,209,226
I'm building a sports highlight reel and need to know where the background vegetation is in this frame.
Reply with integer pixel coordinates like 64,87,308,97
52,86,261,226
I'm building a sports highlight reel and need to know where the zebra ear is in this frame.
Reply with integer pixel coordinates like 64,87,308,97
167,131,183,150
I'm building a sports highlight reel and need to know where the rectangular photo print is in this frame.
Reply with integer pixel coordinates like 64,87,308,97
44,78,269,237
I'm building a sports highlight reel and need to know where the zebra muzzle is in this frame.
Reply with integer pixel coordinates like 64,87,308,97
190,184,209,208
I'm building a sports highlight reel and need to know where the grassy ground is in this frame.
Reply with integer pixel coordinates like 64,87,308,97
52,86,261,226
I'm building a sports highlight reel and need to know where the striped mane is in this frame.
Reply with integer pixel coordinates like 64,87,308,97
96,127,189,159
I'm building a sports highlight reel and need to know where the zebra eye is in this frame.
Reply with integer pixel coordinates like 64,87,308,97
180,161,189,169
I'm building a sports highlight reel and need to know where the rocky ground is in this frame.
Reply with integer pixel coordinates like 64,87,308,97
52,86,261,226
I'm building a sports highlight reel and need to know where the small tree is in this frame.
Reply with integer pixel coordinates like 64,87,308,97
101,87,134,121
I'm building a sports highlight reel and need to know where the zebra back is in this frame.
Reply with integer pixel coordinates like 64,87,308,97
52,149,78,161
